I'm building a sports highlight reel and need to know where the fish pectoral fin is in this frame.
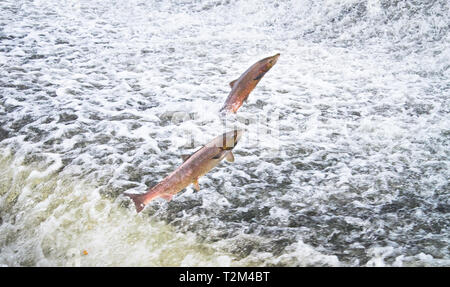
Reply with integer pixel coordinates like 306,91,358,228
229,79,238,88
225,151,235,162
160,194,173,201
193,179,200,191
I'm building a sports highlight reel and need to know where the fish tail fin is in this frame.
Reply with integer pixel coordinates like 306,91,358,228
124,193,147,213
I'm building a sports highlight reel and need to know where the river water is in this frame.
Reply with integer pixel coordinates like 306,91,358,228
0,0,449,266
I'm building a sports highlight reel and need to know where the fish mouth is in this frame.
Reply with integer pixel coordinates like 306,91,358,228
270,53,280,65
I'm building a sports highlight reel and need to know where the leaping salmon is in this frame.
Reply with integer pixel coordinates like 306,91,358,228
124,130,243,213
220,53,280,114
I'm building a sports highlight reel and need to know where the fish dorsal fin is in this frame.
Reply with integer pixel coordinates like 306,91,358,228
181,154,191,162
225,151,235,162
181,147,201,162
229,79,238,88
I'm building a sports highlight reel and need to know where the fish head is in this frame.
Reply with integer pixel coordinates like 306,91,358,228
260,53,280,72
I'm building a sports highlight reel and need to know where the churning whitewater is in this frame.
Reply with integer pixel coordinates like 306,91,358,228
0,0,449,266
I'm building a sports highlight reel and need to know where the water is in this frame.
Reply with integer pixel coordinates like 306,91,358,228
0,0,449,266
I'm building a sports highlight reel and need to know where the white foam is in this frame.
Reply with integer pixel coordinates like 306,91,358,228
1,0,448,267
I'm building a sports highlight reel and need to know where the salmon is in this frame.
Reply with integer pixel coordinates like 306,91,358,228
220,53,280,113
124,130,243,213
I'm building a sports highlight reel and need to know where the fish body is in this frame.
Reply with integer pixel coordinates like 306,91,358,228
220,53,280,113
124,130,242,213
